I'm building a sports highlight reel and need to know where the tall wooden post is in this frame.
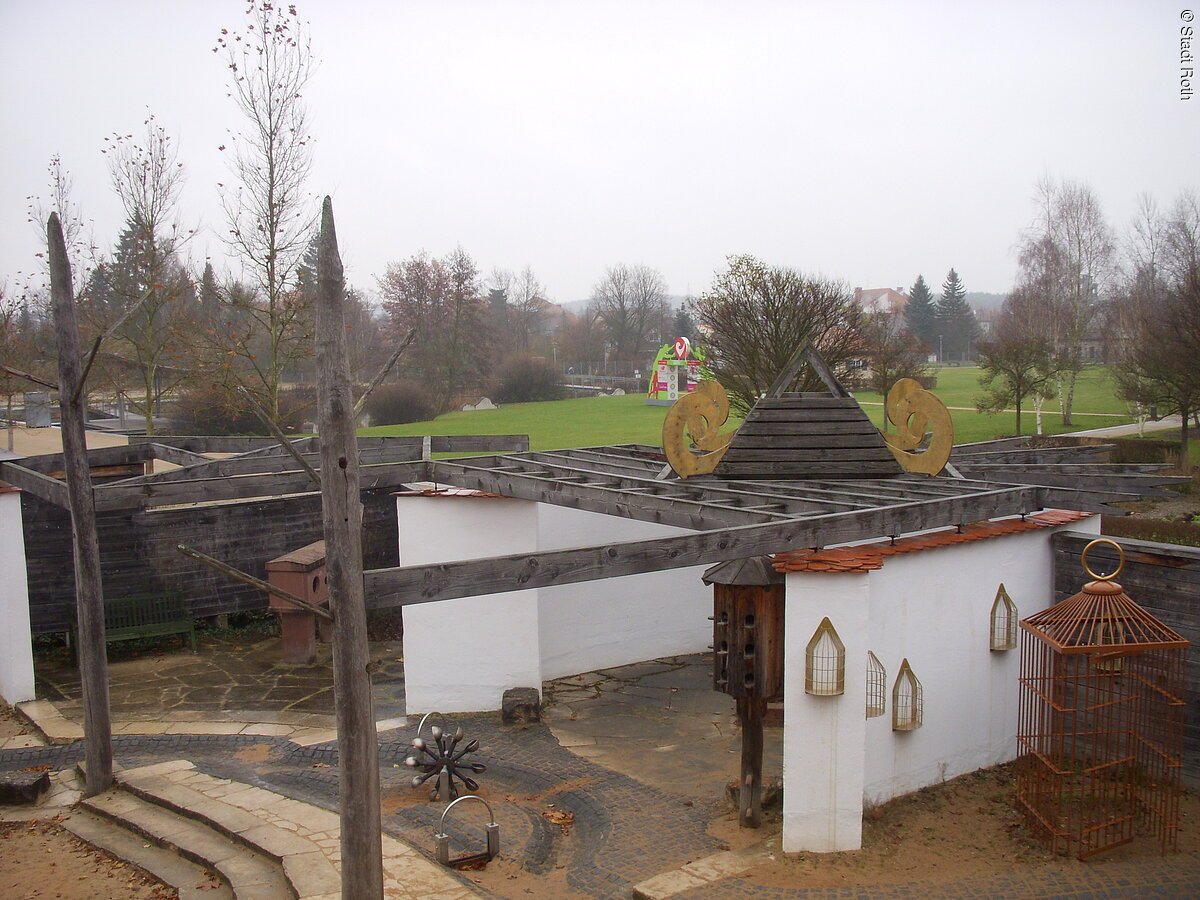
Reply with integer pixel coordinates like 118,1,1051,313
47,213,113,795
315,197,383,897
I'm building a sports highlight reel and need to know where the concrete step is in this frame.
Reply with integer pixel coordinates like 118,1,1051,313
62,807,235,900
81,788,296,900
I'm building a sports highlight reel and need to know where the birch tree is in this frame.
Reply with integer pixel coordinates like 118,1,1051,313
215,1,318,424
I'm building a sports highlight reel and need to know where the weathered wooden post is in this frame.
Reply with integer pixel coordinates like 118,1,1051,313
315,197,384,897
703,557,784,827
47,213,114,795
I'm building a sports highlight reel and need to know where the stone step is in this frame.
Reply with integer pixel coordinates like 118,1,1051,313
81,758,477,900
81,788,296,900
62,808,235,900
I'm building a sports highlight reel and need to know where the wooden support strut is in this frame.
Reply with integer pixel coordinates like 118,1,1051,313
175,544,333,621
47,213,114,795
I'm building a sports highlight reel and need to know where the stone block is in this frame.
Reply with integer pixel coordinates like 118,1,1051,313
501,687,541,725
0,769,50,805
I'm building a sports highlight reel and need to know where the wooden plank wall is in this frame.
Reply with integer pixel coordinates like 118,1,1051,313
20,488,400,633
1051,531,1200,784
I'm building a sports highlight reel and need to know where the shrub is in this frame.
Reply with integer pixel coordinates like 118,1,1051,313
362,380,436,426
494,355,563,403
1102,515,1200,549
169,384,314,435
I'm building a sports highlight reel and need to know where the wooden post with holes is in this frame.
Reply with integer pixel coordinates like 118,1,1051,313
737,696,767,827
315,197,384,897
47,213,114,795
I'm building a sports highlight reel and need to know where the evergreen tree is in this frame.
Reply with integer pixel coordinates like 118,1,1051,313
199,262,221,319
903,274,938,351
937,268,979,361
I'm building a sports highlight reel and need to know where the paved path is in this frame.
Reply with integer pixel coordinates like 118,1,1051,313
1064,414,1185,439
8,654,1200,897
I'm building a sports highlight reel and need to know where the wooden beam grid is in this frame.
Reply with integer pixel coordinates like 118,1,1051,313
363,484,1044,608
473,456,864,519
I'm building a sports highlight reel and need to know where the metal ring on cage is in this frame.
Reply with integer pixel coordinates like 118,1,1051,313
1081,538,1124,581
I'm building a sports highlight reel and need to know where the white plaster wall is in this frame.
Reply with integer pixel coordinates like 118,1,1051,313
536,504,711,680
861,515,1101,805
397,495,542,713
0,489,35,704
782,572,870,853
779,514,1100,852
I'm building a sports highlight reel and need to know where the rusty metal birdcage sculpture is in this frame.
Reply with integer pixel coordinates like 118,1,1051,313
1016,538,1188,859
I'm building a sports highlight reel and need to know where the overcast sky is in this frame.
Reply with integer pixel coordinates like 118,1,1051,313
2,0,1196,304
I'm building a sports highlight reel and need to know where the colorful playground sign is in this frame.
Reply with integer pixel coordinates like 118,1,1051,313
647,337,704,406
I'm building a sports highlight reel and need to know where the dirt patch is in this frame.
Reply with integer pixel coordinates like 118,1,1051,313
232,742,276,764
710,764,1200,891
0,819,177,899
0,702,31,742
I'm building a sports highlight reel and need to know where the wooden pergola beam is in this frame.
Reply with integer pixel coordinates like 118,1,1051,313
364,485,1042,607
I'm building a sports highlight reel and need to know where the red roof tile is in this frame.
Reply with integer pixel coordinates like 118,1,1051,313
773,510,1091,574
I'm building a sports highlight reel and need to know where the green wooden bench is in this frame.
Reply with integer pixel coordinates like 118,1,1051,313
70,593,196,661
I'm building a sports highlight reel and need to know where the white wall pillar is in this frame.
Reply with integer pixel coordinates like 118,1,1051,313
0,486,35,704
397,492,541,713
782,571,870,853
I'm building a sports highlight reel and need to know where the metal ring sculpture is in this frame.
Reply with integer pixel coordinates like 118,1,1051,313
405,723,486,802
1081,537,1125,582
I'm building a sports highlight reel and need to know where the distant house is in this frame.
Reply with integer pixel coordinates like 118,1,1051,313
854,287,909,314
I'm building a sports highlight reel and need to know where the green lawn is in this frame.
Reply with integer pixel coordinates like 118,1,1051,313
361,366,1135,451
858,366,1134,444
360,394,688,451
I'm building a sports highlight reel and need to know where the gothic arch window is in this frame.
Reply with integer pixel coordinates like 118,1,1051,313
990,583,1018,651
866,651,886,718
805,617,845,696
892,659,923,731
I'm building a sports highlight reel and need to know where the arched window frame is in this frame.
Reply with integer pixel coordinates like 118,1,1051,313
892,658,923,731
805,617,846,696
866,651,886,718
990,583,1018,651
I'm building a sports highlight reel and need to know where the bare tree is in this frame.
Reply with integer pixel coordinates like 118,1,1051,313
694,254,864,413
859,303,929,428
97,115,193,434
1021,178,1116,425
975,289,1062,435
508,265,548,352
1113,191,1200,456
214,1,318,423
590,263,666,370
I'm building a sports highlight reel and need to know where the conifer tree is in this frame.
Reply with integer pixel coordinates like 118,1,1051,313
903,274,938,351
936,268,979,361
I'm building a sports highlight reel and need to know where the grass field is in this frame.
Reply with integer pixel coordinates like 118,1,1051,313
361,366,1136,451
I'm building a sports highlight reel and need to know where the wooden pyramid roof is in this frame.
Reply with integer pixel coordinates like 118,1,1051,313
712,345,901,480
714,390,902,480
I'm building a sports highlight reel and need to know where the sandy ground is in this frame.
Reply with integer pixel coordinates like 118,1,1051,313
0,819,177,900
2,425,128,458
708,764,1200,893
447,763,1200,897
0,702,31,741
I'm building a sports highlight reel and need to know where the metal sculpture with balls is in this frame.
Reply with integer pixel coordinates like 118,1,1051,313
405,724,487,802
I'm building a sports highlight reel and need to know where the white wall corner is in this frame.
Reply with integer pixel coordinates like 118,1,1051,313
782,571,870,853
0,489,35,704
